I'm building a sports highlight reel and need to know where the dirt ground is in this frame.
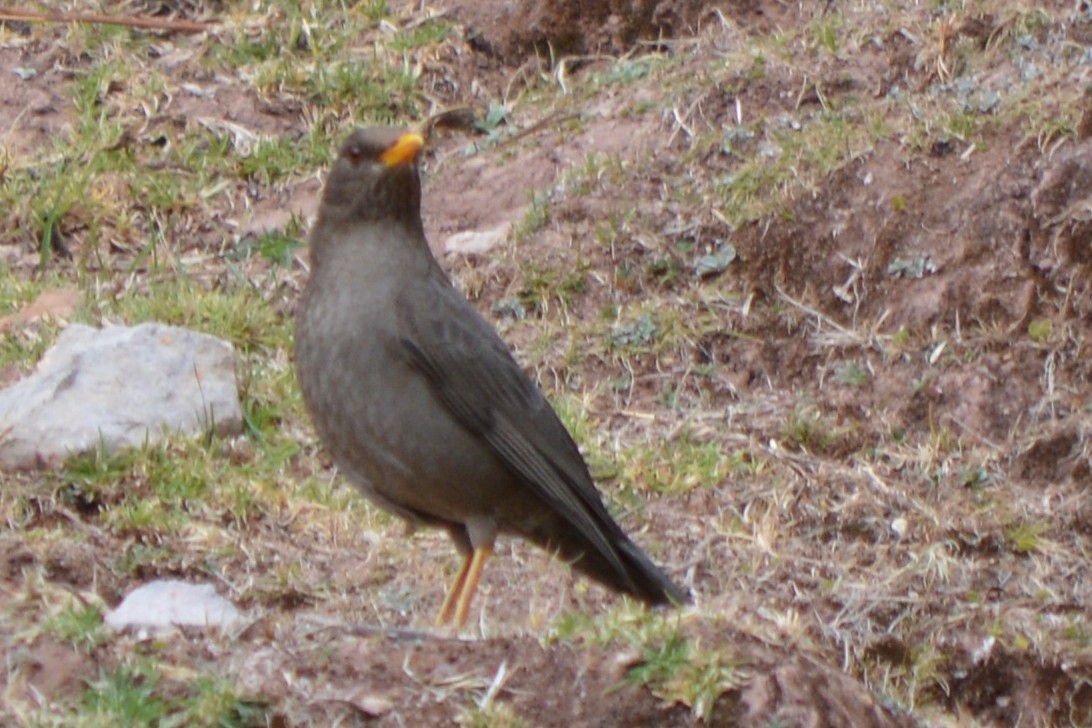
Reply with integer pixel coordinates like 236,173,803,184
1,0,1091,726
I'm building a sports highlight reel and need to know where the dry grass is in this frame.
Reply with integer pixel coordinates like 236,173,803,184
1,0,1090,725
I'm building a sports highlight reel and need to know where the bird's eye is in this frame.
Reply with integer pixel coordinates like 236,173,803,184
345,144,366,165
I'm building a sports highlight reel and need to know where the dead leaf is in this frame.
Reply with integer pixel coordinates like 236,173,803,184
316,689,395,718
0,288,81,333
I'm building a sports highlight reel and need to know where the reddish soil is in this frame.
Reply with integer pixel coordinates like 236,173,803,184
443,0,709,61
2,0,1091,726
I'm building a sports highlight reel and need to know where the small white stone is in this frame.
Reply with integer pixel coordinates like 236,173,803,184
106,579,243,633
444,222,511,255
891,517,909,537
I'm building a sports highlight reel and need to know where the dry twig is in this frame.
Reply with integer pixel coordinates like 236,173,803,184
0,6,214,34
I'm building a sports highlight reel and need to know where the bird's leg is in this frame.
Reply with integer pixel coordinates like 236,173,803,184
452,545,492,628
439,518,497,628
436,555,472,627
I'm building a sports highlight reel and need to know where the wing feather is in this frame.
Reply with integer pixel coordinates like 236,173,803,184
396,273,632,582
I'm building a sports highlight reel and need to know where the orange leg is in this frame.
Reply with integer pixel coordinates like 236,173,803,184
452,546,493,628
436,554,472,627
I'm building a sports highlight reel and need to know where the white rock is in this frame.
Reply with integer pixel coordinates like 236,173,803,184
443,222,511,255
0,323,242,469
106,579,243,633
891,517,909,537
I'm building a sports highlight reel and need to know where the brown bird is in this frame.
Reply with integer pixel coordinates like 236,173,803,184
295,127,688,627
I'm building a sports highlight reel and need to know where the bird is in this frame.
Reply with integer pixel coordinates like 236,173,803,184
295,126,689,628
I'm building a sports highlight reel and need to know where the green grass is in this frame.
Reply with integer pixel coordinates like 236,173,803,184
41,602,109,654
29,661,271,728
2,0,1090,725
552,609,742,721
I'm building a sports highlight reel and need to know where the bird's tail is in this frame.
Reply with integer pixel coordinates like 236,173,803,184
531,519,690,606
599,535,691,606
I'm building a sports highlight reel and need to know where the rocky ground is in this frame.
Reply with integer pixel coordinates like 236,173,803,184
1,0,1090,726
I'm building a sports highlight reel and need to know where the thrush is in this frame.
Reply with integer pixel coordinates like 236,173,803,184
295,127,688,627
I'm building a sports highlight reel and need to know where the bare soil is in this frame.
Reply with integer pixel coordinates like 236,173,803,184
2,0,1091,726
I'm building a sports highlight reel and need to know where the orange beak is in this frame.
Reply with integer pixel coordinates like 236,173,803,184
380,132,425,168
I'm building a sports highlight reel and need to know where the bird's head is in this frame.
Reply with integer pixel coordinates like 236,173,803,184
319,127,425,226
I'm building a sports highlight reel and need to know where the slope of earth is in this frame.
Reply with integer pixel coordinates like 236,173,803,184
0,0,1090,726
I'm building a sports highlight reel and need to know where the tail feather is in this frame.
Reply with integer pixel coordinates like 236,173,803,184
613,536,690,605
527,517,690,605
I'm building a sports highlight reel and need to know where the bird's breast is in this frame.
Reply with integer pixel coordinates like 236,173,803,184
296,271,520,526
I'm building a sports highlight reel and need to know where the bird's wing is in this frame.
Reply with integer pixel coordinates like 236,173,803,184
395,272,630,578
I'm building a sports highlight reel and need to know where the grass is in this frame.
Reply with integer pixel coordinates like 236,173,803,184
41,602,108,654
29,661,269,728
552,609,743,722
2,0,1091,725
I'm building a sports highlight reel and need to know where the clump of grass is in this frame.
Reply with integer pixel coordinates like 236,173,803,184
3,0,1091,725
512,190,552,244
554,610,743,721
41,601,108,654
1005,520,1049,555
83,661,170,726
62,661,268,727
